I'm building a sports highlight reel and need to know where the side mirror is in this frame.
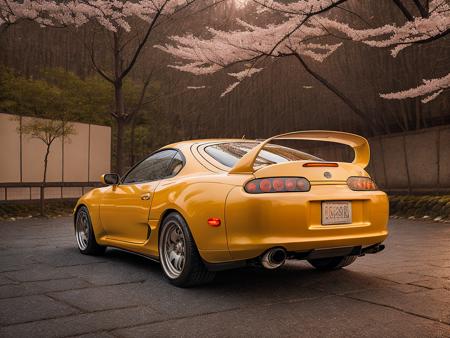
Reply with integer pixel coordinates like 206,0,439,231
101,173,120,186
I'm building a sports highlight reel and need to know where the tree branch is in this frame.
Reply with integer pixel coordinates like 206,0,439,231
392,0,414,21
85,34,114,84
412,0,429,18
266,0,348,57
127,73,153,123
335,5,374,28
290,49,380,134
119,3,167,80
395,27,450,45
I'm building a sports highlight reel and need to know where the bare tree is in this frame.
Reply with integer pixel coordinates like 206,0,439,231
19,118,75,216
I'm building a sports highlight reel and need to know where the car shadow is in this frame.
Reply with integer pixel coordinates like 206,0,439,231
103,247,161,270
102,247,373,293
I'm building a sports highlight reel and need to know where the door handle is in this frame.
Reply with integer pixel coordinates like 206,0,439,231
141,193,151,200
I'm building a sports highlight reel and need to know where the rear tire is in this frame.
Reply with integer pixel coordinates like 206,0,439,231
308,255,357,270
159,212,215,287
75,206,106,255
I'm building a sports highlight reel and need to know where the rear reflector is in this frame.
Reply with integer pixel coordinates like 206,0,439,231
245,177,310,194
207,218,221,227
303,162,338,167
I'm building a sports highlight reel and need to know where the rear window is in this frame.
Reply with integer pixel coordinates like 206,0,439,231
204,142,322,168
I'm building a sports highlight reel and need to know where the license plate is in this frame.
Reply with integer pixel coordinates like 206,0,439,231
321,201,352,225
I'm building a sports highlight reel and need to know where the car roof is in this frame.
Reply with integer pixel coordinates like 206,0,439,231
163,139,259,149
159,139,261,173
161,139,265,155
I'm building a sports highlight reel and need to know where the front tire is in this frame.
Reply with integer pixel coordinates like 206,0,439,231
308,255,357,270
75,206,106,255
159,212,215,287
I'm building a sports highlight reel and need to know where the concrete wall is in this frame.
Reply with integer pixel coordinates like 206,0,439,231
0,113,111,200
303,125,450,193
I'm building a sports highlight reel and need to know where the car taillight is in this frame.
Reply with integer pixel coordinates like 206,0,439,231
347,176,378,191
244,177,310,194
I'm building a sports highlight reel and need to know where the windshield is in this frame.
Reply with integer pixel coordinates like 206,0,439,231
204,142,322,168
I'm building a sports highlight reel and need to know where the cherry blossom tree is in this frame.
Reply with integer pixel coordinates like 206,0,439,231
158,1,346,94
315,0,450,103
0,0,196,174
158,0,449,121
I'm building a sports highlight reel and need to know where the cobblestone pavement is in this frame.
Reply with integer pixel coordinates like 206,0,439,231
0,217,449,338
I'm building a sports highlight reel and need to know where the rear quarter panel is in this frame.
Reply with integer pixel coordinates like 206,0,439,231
149,174,250,262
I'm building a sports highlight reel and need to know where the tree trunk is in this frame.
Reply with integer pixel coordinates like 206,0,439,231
130,114,137,165
114,79,127,175
41,144,51,217
112,30,128,176
116,116,126,175
436,128,440,188
402,135,412,194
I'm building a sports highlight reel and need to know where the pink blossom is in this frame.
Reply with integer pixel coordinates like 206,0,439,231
380,73,450,103
158,0,449,100
0,0,192,32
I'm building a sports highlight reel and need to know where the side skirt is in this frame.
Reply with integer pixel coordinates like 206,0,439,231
106,246,160,263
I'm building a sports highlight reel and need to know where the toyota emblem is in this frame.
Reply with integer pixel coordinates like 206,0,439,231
324,171,332,179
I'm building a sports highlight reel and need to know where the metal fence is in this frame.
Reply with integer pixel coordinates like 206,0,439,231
0,182,103,203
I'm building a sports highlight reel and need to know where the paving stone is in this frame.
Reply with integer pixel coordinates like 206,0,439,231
32,246,107,267
300,269,397,295
0,275,16,286
141,267,329,317
0,255,36,273
5,264,74,282
419,267,450,279
0,306,164,338
0,295,79,325
55,255,156,286
50,275,327,316
49,282,149,312
348,288,450,324
430,261,450,268
69,332,116,338
0,278,91,299
114,295,450,338
410,278,450,290
1,216,450,337
386,283,429,294
379,271,428,284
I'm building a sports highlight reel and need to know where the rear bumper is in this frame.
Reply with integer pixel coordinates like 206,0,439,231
293,243,385,260
203,243,385,271
201,184,389,263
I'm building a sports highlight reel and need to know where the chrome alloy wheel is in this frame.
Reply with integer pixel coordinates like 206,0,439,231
75,210,90,250
160,221,186,279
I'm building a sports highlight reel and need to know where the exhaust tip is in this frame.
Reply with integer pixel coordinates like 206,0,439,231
362,244,385,255
261,248,287,269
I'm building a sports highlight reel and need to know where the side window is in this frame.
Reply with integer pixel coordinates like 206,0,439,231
167,152,184,177
123,150,176,184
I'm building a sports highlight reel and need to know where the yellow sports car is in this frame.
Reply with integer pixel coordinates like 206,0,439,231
74,131,388,287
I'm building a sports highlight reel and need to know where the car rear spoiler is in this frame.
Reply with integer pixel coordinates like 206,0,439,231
229,130,370,174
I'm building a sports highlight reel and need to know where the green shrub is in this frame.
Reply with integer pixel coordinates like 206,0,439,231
389,195,449,220
0,200,75,219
